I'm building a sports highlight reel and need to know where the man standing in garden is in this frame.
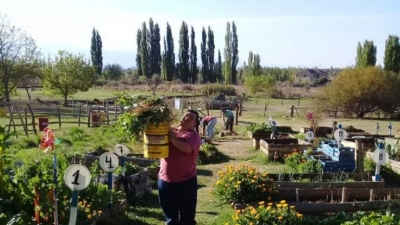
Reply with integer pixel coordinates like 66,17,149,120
221,108,234,133
201,115,217,140
158,109,201,225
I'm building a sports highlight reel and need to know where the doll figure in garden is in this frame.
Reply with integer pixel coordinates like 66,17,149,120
39,127,55,153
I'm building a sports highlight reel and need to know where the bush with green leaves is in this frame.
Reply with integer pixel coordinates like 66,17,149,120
213,164,278,204
246,123,274,133
197,143,227,165
226,200,311,225
284,150,322,173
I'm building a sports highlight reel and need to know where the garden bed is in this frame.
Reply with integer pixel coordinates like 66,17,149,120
252,133,295,149
259,138,312,160
234,199,400,215
300,126,332,137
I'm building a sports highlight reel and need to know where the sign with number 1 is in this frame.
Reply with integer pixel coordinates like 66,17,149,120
64,164,91,191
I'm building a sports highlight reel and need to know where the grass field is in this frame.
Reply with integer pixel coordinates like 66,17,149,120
2,86,400,224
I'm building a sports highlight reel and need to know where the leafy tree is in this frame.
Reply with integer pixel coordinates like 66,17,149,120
316,67,400,118
0,14,42,102
207,27,215,83
43,50,95,106
201,27,209,83
189,26,198,84
224,22,232,85
179,21,189,83
384,35,400,73
355,40,376,68
103,63,123,81
165,23,175,81
231,22,239,84
90,27,103,76
136,29,142,75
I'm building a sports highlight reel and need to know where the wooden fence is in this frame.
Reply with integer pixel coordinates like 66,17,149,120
4,102,124,137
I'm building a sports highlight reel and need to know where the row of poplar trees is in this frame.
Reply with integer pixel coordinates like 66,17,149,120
135,18,239,85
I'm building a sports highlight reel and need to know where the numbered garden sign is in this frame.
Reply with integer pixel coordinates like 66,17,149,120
100,152,120,210
114,144,130,176
372,142,388,182
99,152,119,172
64,164,91,225
333,127,347,142
305,130,314,142
114,143,130,156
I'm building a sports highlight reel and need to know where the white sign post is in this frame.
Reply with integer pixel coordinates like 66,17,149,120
372,142,388,182
64,164,91,225
333,124,347,156
305,130,315,143
100,152,119,210
114,144,130,176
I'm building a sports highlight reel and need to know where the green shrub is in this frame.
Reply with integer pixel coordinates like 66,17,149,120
226,200,311,225
213,164,278,204
284,151,322,173
197,143,228,165
199,84,236,96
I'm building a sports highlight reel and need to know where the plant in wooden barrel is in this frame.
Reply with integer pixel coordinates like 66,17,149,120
115,93,175,158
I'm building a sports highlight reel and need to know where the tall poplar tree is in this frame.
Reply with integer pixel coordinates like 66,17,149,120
224,22,232,85
90,27,103,76
147,18,154,77
165,23,175,81
207,27,215,83
179,21,189,83
136,29,142,75
189,26,198,84
201,27,208,83
355,40,377,68
215,50,223,82
231,22,239,84
151,23,161,75
384,35,400,73
140,22,148,77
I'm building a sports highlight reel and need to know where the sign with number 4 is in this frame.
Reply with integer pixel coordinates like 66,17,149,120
64,164,91,191
99,152,119,172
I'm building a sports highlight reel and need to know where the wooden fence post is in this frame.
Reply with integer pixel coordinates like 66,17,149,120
235,107,239,125
291,105,295,117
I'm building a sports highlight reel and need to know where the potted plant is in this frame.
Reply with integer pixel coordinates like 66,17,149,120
115,94,175,158
116,93,175,142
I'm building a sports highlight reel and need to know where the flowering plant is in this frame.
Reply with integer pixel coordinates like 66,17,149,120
284,150,322,173
225,200,307,225
213,164,278,204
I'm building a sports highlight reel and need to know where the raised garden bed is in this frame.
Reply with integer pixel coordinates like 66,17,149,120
300,126,332,137
341,137,376,151
235,199,400,215
259,138,312,160
252,133,294,149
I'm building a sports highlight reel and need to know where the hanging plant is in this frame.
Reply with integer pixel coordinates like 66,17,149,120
115,94,175,142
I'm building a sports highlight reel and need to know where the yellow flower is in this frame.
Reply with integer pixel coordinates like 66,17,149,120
267,196,272,201
236,181,242,185
268,203,273,206
234,185,238,188
278,216,283,220
290,205,295,209
276,204,282,208
296,213,303,218
216,180,222,185
87,214,92,219
258,201,265,205
229,177,235,181
280,200,286,204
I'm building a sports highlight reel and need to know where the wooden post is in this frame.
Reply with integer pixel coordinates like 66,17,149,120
57,106,61,129
238,98,243,116
235,107,239,125
290,105,295,117
341,187,346,203
331,121,337,137
354,137,365,172
296,188,300,202
87,107,90,127
78,105,81,127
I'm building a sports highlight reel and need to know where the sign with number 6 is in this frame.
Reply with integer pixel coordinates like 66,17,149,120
64,164,91,191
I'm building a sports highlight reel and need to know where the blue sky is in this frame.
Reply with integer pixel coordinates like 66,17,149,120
2,0,400,69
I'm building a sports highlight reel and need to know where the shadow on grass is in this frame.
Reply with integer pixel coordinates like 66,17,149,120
197,168,213,176
116,191,165,225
